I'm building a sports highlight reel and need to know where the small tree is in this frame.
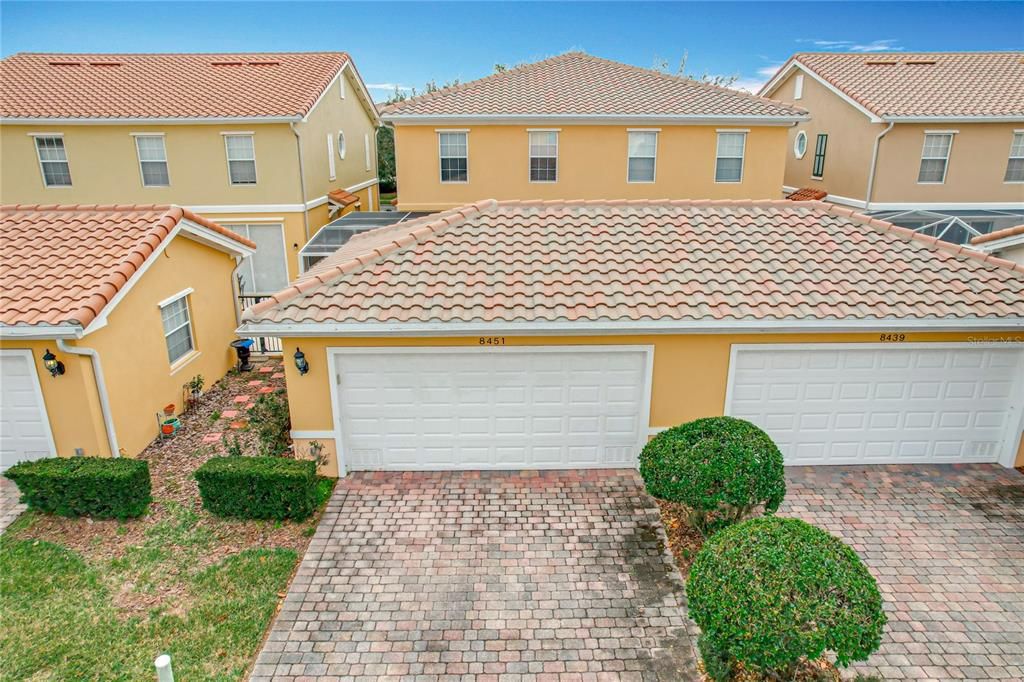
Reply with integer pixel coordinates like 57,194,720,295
687,516,886,679
638,416,785,536
246,390,291,457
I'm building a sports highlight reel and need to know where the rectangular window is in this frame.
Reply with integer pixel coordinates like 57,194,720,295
627,131,657,183
224,134,257,185
715,132,746,183
439,131,468,183
529,130,558,182
339,74,346,99
812,134,828,178
364,133,371,171
1005,132,1024,183
794,74,804,100
327,133,336,180
160,294,194,364
34,136,72,187
918,133,953,184
134,135,169,187
230,223,289,294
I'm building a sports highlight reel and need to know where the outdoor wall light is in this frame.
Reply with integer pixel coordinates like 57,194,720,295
294,348,309,375
42,348,65,377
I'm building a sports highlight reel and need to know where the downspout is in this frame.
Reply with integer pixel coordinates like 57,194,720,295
290,121,311,242
57,339,120,457
865,121,895,211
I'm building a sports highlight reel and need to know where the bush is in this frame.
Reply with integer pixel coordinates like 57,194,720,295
638,416,785,536
194,456,318,520
3,457,151,519
687,516,886,678
247,391,291,457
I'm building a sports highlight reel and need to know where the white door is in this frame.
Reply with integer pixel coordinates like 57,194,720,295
333,347,652,471
726,344,1024,466
0,350,56,471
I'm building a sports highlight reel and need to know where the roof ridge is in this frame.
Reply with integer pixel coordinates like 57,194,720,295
243,199,500,319
793,50,1024,56
9,51,349,57
971,223,1024,245
2,203,172,212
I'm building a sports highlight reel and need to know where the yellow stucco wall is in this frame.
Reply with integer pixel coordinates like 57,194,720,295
392,124,789,211
278,331,1024,475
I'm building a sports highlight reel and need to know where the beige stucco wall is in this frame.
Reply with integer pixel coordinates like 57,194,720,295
392,124,788,211
277,331,1024,475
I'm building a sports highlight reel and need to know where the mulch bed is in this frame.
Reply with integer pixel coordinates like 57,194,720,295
7,358,321,568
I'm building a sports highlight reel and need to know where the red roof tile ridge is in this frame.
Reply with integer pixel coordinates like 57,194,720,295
971,223,1024,245
244,200,500,320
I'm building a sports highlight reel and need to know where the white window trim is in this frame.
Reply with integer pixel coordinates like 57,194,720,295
528,130,558,184
364,133,371,172
714,131,746,184
223,133,258,186
794,74,804,100
794,130,808,159
159,290,195,367
918,132,955,185
438,130,469,184
132,133,170,188
1004,130,1024,184
327,133,336,181
225,224,289,295
339,73,346,99
626,130,658,184
338,130,346,160
32,133,72,189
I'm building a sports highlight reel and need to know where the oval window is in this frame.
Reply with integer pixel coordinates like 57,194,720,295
794,131,808,159
337,131,346,160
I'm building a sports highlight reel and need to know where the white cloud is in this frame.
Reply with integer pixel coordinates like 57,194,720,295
365,82,414,92
797,38,905,52
729,76,771,94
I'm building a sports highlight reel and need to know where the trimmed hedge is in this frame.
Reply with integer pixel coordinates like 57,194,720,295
3,457,151,519
194,456,318,521
687,516,886,677
638,416,785,536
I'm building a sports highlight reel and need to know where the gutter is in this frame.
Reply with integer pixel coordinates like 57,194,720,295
289,122,311,242
865,121,895,211
56,339,120,457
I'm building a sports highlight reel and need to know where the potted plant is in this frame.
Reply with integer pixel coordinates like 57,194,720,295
184,374,204,411
163,403,175,417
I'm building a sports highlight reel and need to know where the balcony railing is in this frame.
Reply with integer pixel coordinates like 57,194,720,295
238,295,283,354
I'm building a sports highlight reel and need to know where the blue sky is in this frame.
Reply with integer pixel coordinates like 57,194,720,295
2,1,1022,99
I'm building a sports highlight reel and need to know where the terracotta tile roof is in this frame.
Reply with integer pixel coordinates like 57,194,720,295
0,52,349,120
328,189,361,207
972,224,1024,245
0,204,253,330
767,52,1024,119
243,199,1024,328
381,52,805,120
786,187,828,201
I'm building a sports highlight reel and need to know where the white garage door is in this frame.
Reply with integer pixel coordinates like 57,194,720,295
726,344,1024,466
1,350,56,471
333,347,652,471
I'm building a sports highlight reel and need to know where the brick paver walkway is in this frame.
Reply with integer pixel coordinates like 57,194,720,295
0,476,26,534
783,464,1024,681
251,470,696,681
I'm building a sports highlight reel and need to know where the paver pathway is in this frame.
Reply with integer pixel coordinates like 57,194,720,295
0,476,26,534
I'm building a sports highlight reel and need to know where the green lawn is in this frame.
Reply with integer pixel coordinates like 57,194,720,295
0,505,298,681
379,191,397,206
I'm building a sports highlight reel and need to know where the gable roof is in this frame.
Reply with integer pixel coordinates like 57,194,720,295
0,204,254,336
241,199,1024,335
381,52,806,123
761,52,1024,121
0,52,374,122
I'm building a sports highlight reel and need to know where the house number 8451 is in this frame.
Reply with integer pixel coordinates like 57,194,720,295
479,337,506,345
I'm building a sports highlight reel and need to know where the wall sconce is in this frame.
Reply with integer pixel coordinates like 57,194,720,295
294,348,309,375
42,348,65,377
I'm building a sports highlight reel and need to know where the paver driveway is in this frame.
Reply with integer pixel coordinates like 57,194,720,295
251,469,696,681
783,464,1024,681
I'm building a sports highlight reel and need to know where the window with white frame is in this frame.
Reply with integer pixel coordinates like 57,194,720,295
327,133,336,180
34,136,72,187
1005,132,1024,182
134,135,169,186
918,133,953,183
230,223,289,294
160,294,194,364
364,133,371,171
529,130,558,182
439,131,468,182
715,132,746,183
794,131,808,159
337,130,346,159
224,134,257,185
339,74,346,99
794,74,804,100
627,131,657,182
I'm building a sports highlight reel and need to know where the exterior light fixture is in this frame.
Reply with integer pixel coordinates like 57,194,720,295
42,348,65,377
294,348,309,375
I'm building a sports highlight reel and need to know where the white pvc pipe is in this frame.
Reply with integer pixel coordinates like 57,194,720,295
154,654,174,682
865,121,895,210
57,339,120,457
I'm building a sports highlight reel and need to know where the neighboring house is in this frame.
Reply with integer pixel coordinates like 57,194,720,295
0,204,254,469
972,224,1024,264
760,52,1024,244
380,53,807,211
239,200,1024,477
0,52,381,294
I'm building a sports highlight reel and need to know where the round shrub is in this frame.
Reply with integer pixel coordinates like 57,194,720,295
638,416,785,535
687,516,886,677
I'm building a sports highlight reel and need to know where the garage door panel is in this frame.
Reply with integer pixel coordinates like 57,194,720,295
1,352,56,471
728,345,1023,466
335,348,649,471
